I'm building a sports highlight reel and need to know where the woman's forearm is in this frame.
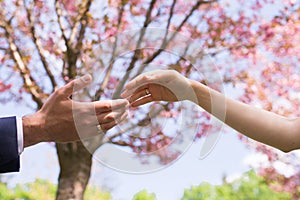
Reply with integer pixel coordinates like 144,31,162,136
189,80,298,152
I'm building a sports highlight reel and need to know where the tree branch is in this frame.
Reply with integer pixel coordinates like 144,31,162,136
165,0,177,37
60,0,93,80
71,0,92,49
154,0,209,62
3,19,44,107
94,1,126,100
55,0,69,79
24,0,57,91
112,0,158,99
64,0,93,80
109,141,129,146
133,0,211,78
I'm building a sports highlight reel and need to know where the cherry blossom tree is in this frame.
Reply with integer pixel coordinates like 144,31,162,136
225,1,300,199
1,0,299,199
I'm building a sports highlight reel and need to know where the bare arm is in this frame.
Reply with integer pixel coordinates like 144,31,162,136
122,70,299,152
189,79,297,152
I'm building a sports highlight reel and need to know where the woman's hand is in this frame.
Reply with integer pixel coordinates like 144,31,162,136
121,70,194,107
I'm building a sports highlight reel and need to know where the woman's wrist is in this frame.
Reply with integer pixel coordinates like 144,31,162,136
188,79,203,104
188,79,214,113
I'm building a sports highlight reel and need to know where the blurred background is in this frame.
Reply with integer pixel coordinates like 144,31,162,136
1,0,300,199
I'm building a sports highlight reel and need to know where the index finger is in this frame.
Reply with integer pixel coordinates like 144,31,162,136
121,74,153,98
126,71,156,89
94,99,129,114
121,84,149,99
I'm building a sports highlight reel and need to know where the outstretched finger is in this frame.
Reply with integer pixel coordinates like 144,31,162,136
94,99,129,114
122,82,150,98
96,107,127,124
130,95,154,107
122,73,154,96
127,86,151,103
59,74,92,99
100,111,128,131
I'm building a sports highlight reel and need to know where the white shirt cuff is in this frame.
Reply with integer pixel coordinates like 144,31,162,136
16,116,24,155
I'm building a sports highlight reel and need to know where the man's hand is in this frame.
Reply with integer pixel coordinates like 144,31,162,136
23,75,129,147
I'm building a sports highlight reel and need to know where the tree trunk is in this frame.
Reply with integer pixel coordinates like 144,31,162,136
55,142,92,200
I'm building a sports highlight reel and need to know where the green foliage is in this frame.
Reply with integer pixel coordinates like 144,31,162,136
181,171,291,200
0,179,56,200
132,189,157,200
0,183,13,200
84,186,112,200
0,179,111,200
0,171,292,200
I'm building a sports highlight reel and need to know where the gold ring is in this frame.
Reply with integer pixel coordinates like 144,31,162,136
145,88,150,95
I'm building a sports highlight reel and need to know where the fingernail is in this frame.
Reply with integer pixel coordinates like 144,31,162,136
82,74,92,83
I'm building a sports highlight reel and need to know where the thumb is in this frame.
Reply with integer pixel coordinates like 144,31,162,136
60,74,93,98
73,74,93,93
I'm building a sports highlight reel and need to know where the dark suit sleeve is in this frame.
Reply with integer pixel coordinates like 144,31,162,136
0,116,20,173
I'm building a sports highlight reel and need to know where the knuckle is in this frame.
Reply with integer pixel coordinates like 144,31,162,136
105,114,115,121
102,102,111,110
54,88,64,97
144,75,152,81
